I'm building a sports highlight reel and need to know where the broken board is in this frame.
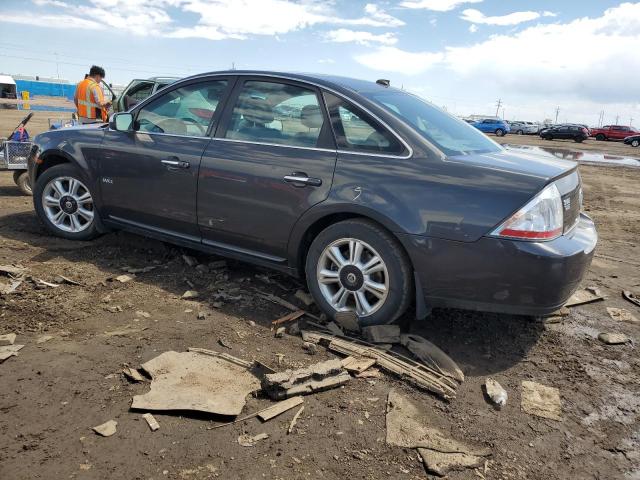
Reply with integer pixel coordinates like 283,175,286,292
132,351,260,416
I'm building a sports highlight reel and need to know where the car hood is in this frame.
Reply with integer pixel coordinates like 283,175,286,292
448,147,576,183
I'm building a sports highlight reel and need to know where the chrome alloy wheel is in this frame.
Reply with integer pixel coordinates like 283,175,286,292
317,238,389,317
42,176,94,233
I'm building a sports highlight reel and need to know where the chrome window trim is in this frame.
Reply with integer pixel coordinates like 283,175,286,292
212,136,335,153
168,72,417,160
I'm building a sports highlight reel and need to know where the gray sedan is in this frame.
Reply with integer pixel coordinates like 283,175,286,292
28,71,597,325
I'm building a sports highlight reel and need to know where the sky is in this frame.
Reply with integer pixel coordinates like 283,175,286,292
0,0,638,126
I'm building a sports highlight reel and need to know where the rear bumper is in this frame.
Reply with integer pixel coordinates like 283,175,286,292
401,213,597,316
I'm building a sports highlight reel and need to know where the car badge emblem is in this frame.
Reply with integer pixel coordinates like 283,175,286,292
563,197,571,211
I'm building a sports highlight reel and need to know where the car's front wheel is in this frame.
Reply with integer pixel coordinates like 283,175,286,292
595,134,606,141
33,163,100,241
305,219,412,326
495,128,505,137
574,137,583,143
631,139,640,147
12,170,32,196
516,129,523,135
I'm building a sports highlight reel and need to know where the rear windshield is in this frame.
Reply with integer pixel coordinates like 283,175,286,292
362,90,502,156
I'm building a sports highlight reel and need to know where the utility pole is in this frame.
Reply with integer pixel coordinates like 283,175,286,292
554,106,560,124
615,114,619,125
495,99,502,117
631,117,634,127
598,110,604,127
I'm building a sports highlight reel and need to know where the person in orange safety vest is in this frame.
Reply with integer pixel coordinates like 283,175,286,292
74,65,111,124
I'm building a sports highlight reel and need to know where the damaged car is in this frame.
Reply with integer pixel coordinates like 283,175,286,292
27,71,597,325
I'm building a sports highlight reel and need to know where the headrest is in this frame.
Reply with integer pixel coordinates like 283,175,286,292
241,96,274,125
300,105,323,129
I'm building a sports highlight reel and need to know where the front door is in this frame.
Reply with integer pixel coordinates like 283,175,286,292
99,78,232,240
198,78,337,259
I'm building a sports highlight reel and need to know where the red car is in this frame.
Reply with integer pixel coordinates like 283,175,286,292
591,125,639,141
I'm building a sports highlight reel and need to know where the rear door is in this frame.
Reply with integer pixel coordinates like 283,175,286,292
198,77,337,260
99,78,232,240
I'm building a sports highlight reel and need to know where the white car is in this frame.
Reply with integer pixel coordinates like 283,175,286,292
509,121,539,135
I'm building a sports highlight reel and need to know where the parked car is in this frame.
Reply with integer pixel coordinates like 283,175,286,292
623,134,640,147
590,125,639,141
114,77,179,112
27,71,596,325
540,124,590,143
508,121,538,135
472,118,510,136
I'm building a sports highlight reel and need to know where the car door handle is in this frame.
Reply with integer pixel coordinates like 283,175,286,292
161,158,190,169
284,173,322,187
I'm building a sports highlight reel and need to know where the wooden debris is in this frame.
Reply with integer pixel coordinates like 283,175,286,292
257,396,304,422
0,333,16,346
356,368,382,378
92,420,117,437
123,367,145,382
238,432,269,447
341,356,376,374
0,264,26,276
362,325,400,344
288,406,304,434
598,332,630,345
271,310,305,326
302,331,457,400
261,358,350,400
623,290,640,308
256,291,321,321
187,347,254,369
521,381,561,421
325,322,344,336
565,288,604,307
400,334,464,383
0,344,24,362
0,280,22,295
114,274,135,283
142,413,159,431
54,275,83,286
334,311,360,332
35,278,60,288
606,307,638,323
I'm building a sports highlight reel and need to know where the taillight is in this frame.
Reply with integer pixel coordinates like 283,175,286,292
582,128,588,134
491,183,563,241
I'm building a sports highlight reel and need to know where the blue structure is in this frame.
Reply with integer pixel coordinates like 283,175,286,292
15,80,75,99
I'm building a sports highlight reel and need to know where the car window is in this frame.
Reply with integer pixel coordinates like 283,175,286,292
225,81,325,148
135,80,227,137
363,90,501,156
559,126,569,132
324,93,404,154
128,81,154,102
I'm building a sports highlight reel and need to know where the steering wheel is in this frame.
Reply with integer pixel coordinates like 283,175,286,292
180,117,206,135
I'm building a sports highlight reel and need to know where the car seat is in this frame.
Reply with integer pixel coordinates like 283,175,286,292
294,104,323,147
235,96,282,142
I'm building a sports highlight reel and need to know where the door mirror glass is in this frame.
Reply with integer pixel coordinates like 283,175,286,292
113,112,133,131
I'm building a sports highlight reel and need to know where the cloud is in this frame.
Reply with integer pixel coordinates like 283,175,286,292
399,0,482,12
468,24,477,33
11,0,404,40
355,46,444,75
460,8,543,26
0,12,104,30
355,3,640,105
324,29,397,46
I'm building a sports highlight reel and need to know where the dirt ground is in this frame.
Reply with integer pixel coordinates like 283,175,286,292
0,109,639,479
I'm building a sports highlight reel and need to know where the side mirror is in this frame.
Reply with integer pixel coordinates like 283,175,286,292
111,112,133,132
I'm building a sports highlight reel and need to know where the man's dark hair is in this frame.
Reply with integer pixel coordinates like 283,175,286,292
89,65,105,78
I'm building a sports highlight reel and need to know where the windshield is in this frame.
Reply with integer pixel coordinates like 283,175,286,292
363,90,502,156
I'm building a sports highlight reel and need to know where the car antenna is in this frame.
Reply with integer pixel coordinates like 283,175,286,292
376,79,390,87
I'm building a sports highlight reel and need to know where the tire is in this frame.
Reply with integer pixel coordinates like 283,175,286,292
544,135,553,140
13,170,32,196
495,128,504,137
631,139,640,148
595,134,606,141
33,163,100,241
305,219,412,326
574,137,583,143
516,129,523,135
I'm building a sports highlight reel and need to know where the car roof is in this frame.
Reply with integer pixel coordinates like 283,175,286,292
181,70,398,96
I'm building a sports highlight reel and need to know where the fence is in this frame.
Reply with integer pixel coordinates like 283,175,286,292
15,80,75,100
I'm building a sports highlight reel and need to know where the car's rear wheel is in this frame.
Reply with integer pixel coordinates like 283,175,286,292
495,128,505,137
12,170,32,196
33,164,100,241
516,129,523,135
545,135,553,140
574,137,583,143
631,139,640,147
305,219,412,326
595,134,606,141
